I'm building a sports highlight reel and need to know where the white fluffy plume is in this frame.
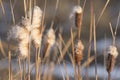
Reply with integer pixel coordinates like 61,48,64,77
75,40,84,54
28,6,43,47
28,6,42,28
31,28,42,47
8,25,29,58
107,45,118,58
8,25,29,41
17,40,29,58
46,28,55,46
70,5,83,19
7,6,43,58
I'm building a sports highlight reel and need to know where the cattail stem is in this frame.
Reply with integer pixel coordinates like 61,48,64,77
78,27,81,40
108,72,111,80
27,42,31,80
78,63,81,80
23,59,26,80
74,63,78,80
86,1,93,80
35,47,39,80
8,51,12,80
10,0,15,24
43,42,49,59
18,58,22,80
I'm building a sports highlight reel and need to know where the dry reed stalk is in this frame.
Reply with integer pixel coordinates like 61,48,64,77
103,35,107,80
50,0,59,28
58,31,77,63
10,0,15,24
63,62,69,80
70,28,78,80
82,55,96,68
57,60,65,80
0,0,5,15
43,63,49,80
97,0,110,24
109,23,115,45
35,47,39,80
23,59,27,80
8,51,12,80
41,0,47,28
74,40,84,80
47,62,54,80
27,41,31,80
115,12,120,36
24,0,27,17
18,57,23,80
93,16,98,80
86,1,93,80
0,39,6,57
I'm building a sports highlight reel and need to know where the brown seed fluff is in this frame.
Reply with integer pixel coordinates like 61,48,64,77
106,54,115,73
74,40,84,64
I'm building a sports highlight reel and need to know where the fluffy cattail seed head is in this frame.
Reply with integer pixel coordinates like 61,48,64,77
74,40,84,64
46,28,55,46
8,23,29,59
31,28,42,48
42,28,55,58
7,25,29,41
17,40,29,59
70,6,83,28
27,6,42,28
106,45,118,73
27,6,43,48
21,17,31,31
107,45,118,58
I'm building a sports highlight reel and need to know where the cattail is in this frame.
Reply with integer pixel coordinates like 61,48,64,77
74,40,84,65
70,6,83,28
21,17,31,31
27,6,43,48
106,45,118,73
8,25,29,59
27,6,42,28
43,28,55,58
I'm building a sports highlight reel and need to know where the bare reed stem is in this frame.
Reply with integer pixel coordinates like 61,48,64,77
50,0,59,28
8,51,12,80
10,0,15,24
18,58,22,80
93,16,98,80
23,59,26,80
24,0,27,17
35,47,39,80
108,72,111,80
97,0,110,24
78,63,82,80
0,0,5,15
86,1,93,80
